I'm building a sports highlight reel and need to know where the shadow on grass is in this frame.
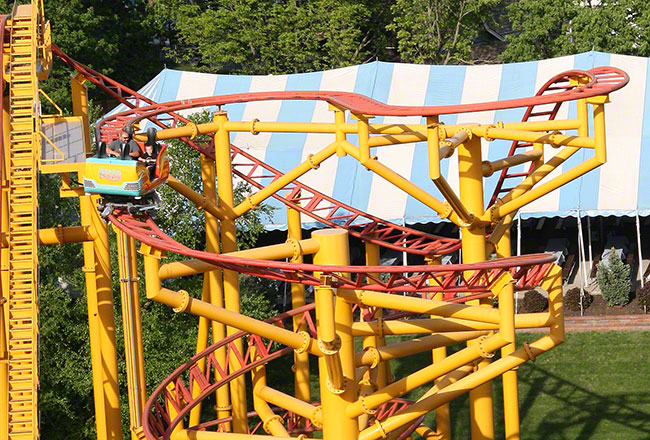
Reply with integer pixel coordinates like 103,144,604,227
518,363,650,439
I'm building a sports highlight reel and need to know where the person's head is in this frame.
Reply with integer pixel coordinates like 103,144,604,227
145,144,154,154
119,130,130,143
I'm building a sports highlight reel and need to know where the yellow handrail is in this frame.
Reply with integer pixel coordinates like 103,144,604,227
39,88,62,116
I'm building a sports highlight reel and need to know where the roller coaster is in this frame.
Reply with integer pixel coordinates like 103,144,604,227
0,2,629,440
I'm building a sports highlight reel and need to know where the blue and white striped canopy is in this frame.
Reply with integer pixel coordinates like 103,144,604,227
107,51,650,228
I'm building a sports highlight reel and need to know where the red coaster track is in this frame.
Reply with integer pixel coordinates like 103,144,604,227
50,45,623,440
142,303,421,440
53,44,628,260
109,210,555,295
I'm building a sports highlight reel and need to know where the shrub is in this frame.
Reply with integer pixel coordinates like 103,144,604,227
564,287,593,312
637,285,650,313
596,248,631,306
239,274,279,321
521,290,548,313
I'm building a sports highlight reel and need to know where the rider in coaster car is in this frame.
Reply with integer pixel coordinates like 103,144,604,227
139,128,160,180
106,128,141,160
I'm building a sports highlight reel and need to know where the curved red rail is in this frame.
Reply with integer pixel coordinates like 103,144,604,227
109,210,555,294
97,69,628,128
143,305,314,440
94,66,627,144
54,45,627,259
53,44,461,257
142,304,420,440
488,67,624,207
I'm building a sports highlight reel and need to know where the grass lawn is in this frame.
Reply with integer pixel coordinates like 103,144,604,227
389,331,650,440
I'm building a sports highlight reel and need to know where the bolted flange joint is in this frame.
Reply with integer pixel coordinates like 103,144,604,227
285,237,302,262
318,334,341,355
294,331,311,354
326,375,348,394
478,335,496,359
250,118,260,135
374,420,388,438
173,290,190,313
307,154,320,169
360,395,378,415
311,406,323,428
482,160,495,177
262,415,284,434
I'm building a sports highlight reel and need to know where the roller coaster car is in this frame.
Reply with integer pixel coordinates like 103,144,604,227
83,128,170,215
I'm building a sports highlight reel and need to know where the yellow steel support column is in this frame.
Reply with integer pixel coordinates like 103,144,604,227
312,229,359,440
496,226,520,440
192,153,231,428
114,227,147,438
428,256,451,440
433,344,451,440
287,202,311,403
457,136,494,440
362,241,389,388
191,280,211,427
69,70,116,432
214,111,248,433
70,72,91,153
79,195,123,440
79,195,108,438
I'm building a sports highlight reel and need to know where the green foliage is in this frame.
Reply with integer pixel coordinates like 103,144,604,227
520,289,548,313
0,0,164,115
503,0,650,62
564,287,593,312
159,0,393,74
388,0,499,64
49,0,163,114
39,284,97,440
239,275,279,321
37,175,94,439
597,248,631,306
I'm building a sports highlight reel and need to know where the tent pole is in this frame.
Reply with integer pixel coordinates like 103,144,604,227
516,211,521,257
458,226,462,262
636,210,644,288
576,210,586,315
587,216,594,267
577,211,587,285
402,217,408,267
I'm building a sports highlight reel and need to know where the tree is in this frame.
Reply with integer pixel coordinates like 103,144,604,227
159,0,393,74
388,0,500,64
503,0,650,62
0,0,164,113
596,248,631,306
37,175,97,440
